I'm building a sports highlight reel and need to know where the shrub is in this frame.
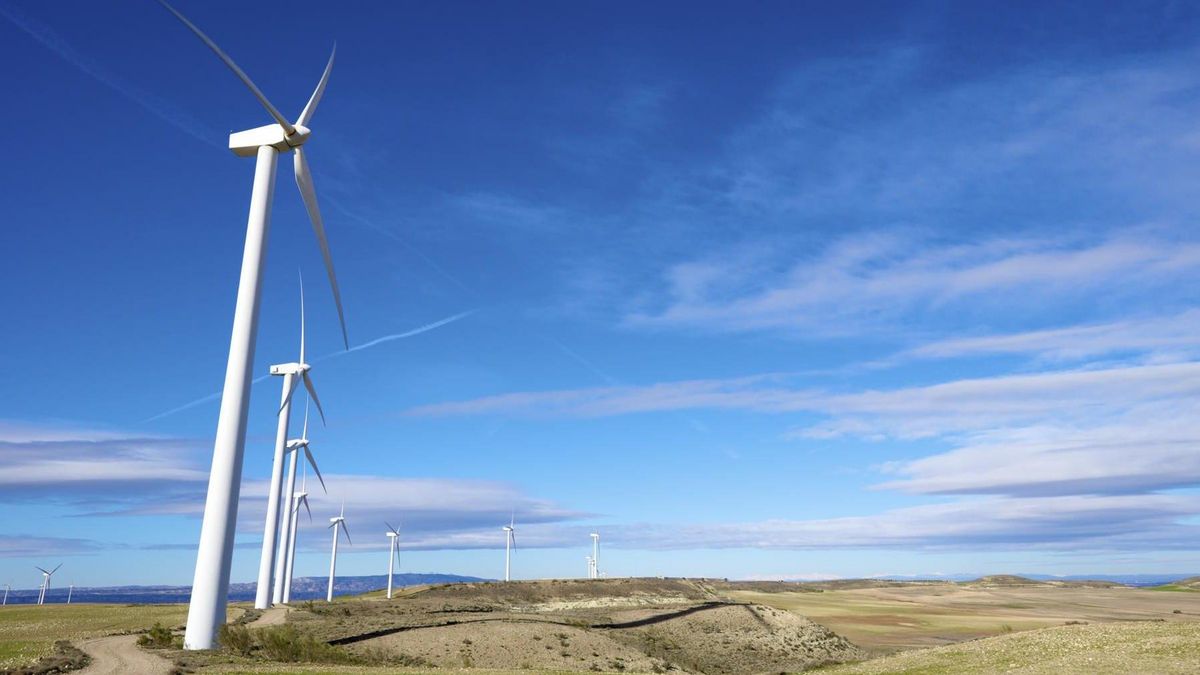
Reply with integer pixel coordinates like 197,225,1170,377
139,622,180,649
256,625,349,663
218,624,255,656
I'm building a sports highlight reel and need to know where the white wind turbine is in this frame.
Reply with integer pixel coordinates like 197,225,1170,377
586,556,594,579
155,1,348,649
272,397,327,605
502,515,515,582
283,463,314,604
385,522,401,599
67,584,74,605
327,502,351,602
257,275,327,609
3,583,9,606
590,532,600,579
35,564,60,606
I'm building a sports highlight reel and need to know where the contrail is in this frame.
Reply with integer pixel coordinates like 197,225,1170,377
141,310,476,424
0,2,220,148
315,310,477,361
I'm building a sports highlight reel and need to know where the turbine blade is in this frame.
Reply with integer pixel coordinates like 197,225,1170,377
155,0,295,135
300,495,312,522
385,521,397,535
297,45,336,127
279,374,300,415
298,269,306,364
303,445,328,494
302,399,310,438
340,521,352,545
302,372,327,426
51,564,62,575
34,566,49,575
293,146,349,349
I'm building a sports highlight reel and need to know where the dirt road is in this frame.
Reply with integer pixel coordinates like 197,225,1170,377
248,606,289,627
76,635,170,675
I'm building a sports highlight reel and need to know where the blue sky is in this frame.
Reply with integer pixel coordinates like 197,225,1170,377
4,0,1200,589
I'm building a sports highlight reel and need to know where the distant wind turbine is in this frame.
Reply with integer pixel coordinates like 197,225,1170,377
385,522,401,599
502,514,515,582
35,564,60,605
283,464,314,604
67,584,74,605
586,556,594,579
155,0,348,649
273,398,327,605
590,533,600,579
3,583,9,606
257,276,326,610
327,501,351,602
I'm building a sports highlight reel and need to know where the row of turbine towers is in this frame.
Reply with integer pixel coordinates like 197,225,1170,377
152,1,608,648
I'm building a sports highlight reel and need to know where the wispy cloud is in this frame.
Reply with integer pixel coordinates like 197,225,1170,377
599,494,1200,552
0,534,105,558
626,232,1200,336
902,309,1200,363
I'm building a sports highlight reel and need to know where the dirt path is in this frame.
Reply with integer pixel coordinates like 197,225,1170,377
76,635,170,675
249,606,290,627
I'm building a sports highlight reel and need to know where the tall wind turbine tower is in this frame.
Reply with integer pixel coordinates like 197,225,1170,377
67,584,74,605
274,398,326,605
385,522,401,599
283,464,314,604
590,533,600,579
35,565,60,606
156,1,349,649
257,276,326,609
502,515,515,582
3,583,9,606
327,502,351,602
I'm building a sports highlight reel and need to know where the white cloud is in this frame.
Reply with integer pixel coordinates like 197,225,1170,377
903,309,1200,363
601,494,1200,552
626,232,1200,336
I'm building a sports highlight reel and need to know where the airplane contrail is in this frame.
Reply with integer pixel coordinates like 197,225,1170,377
316,310,476,360
141,310,476,423
0,2,220,148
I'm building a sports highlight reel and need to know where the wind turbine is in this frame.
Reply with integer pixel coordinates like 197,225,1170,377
502,515,515,582
283,464,314,604
327,502,351,602
590,533,600,579
586,556,594,579
3,583,9,606
35,564,60,606
67,584,74,605
155,1,348,649
273,397,327,605
385,522,401,599
257,275,327,609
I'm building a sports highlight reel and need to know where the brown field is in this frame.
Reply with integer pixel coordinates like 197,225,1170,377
728,578,1200,655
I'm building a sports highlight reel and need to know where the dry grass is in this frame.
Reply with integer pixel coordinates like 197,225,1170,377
819,620,1200,674
0,602,241,671
729,582,1200,654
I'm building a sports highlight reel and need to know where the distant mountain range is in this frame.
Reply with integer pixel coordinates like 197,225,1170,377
797,573,1199,588
0,572,489,605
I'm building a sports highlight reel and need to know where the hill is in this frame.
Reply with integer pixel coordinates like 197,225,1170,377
256,578,865,673
1152,576,1200,592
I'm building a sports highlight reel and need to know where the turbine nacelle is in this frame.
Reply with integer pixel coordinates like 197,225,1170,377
270,362,311,377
